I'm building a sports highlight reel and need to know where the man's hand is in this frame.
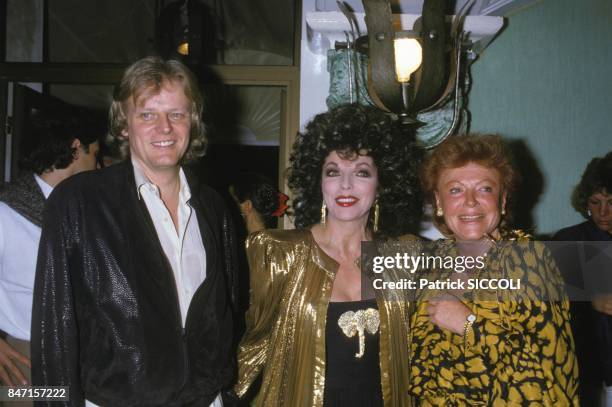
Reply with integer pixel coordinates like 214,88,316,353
0,337,31,386
426,295,472,335
592,294,612,315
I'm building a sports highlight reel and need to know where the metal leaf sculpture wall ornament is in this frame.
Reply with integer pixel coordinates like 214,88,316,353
325,1,473,147
359,0,447,119
325,44,469,147
329,0,472,148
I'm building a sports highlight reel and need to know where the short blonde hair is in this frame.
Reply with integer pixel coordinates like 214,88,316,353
421,133,519,235
107,56,207,163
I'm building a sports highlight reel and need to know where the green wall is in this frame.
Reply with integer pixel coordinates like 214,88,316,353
469,0,612,235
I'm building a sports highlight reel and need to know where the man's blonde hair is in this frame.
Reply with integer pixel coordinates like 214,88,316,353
107,56,207,162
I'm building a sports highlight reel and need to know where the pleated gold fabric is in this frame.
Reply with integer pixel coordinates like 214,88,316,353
235,229,416,406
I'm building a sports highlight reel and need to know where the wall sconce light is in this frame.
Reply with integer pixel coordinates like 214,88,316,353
177,40,190,56
307,2,503,145
394,32,422,83
176,1,190,56
156,0,219,65
393,31,422,124
362,0,468,129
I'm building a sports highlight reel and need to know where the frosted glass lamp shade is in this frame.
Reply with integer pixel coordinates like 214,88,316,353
394,37,422,83
177,41,189,55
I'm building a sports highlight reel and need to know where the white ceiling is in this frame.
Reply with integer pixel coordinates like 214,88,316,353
316,0,541,16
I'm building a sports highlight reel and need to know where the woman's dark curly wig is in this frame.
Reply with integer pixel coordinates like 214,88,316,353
288,104,424,237
572,151,612,218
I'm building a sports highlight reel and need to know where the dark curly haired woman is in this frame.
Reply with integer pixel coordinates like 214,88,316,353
235,104,423,406
229,172,288,234
555,151,612,406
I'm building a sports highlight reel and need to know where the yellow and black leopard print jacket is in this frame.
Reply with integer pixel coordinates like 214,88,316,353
409,238,579,406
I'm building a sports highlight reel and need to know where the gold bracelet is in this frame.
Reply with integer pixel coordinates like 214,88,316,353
463,314,476,349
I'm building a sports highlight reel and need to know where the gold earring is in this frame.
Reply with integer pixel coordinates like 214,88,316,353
373,200,380,233
321,202,327,226
501,207,506,216
436,206,443,217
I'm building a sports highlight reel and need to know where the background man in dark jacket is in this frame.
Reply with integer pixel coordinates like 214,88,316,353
0,106,101,402
31,57,238,406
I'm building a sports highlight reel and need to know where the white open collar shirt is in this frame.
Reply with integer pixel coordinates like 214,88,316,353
132,160,207,327
0,174,53,341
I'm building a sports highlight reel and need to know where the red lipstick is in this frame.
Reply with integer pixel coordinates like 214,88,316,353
335,195,359,207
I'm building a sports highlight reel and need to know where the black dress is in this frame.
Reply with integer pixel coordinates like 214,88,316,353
323,299,383,407
554,220,612,405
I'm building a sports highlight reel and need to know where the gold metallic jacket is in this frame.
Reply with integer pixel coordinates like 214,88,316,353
235,229,415,406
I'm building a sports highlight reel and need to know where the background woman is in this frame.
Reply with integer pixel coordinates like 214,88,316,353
555,150,612,240
555,151,612,406
230,172,288,234
228,172,289,346
235,104,423,406
410,133,578,405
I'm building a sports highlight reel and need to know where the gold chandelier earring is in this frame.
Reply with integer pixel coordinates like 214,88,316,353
373,200,380,233
321,201,327,226
436,206,443,217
